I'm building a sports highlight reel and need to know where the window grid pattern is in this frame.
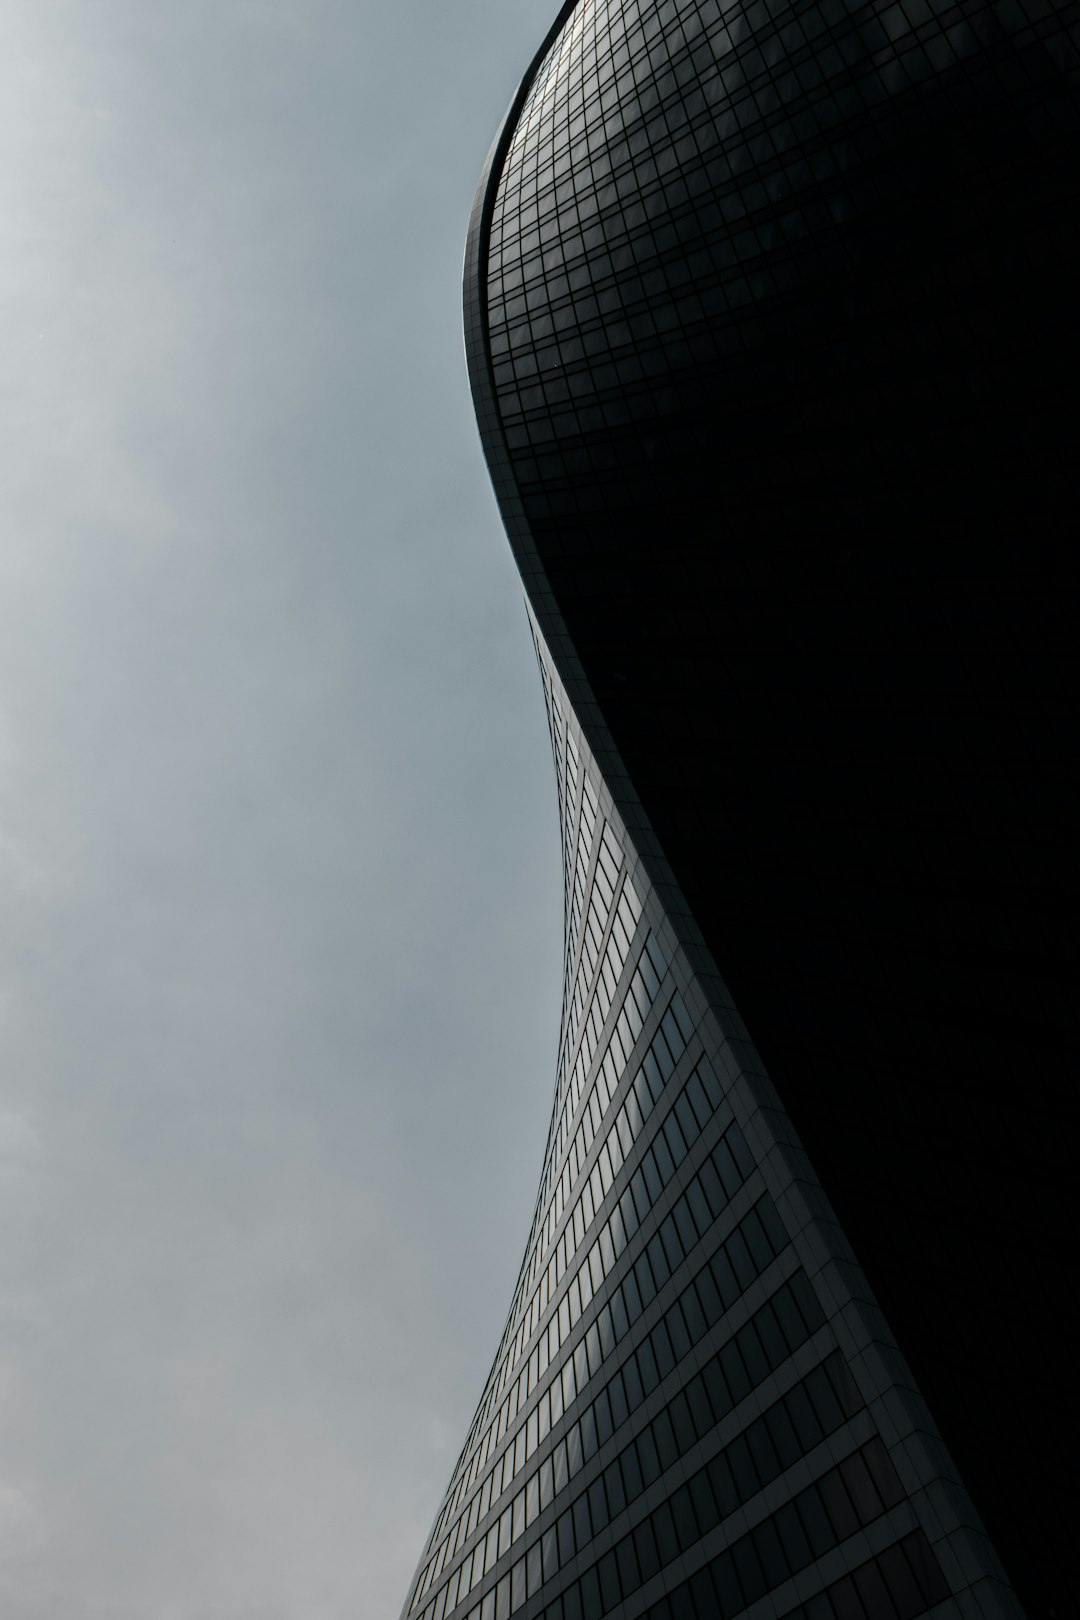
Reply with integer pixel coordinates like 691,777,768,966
410,696,683,1601
623,1528,952,1620
403,657,952,1620
520,1433,913,1620
429,875,649,1501
434,1268,837,1620
420,0,1069,1614
429,696,643,1521
775,1531,952,1620
402,699,952,1619
538,1450,950,1620
441,1342,870,1620
487,0,1071,507
412,993,704,1610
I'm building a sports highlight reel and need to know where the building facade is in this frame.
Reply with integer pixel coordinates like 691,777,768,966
401,4,1077,1619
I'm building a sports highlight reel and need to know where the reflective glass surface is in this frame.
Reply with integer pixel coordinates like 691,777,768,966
454,1,1077,1614
404,2,1078,1618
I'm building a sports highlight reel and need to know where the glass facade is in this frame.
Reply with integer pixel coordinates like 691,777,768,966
399,648,1004,1620
403,4,1077,1620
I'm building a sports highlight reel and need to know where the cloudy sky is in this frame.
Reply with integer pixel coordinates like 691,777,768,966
0,3,563,1616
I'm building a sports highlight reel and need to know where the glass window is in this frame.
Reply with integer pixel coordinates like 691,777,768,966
580,1567,603,1620
652,1500,680,1565
653,1408,679,1471
673,1090,699,1145
672,1198,699,1260
585,1322,602,1377
790,1271,825,1333
862,1438,906,1510
566,1422,584,1479
609,1369,629,1428
573,1492,592,1549
719,1340,750,1405
702,1356,732,1421
731,1536,767,1606
621,1442,643,1502
597,1550,621,1612
668,1390,697,1452
726,1229,757,1290
726,1434,758,1502
709,1246,739,1309
623,1266,645,1322
495,1574,510,1620
652,1133,676,1187
605,1459,626,1519
752,1515,789,1586
825,1353,865,1420
737,1321,770,1385
875,1538,924,1612
765,1400,801,1471
698,1157,726,1218
852,1559,894,1618
669,1485,699,1550
685,1373,713,1437
580,1404,599,1464
804,1364,843,1434
638,1427,662,1488
637,1336,660,1395
622,1353,643,1412
615,1534,640,1594
652,1319,676,1380
557,1507,575,1567
594,1387,614,1447
826,1575,863,1620
684,1179,712,1241
839,1451,882,1526
648,1231,672,1289
663,1110,688,1165
697,1551,736,1614
785,1384,823,1452
526,1543,543,1599
797,1484,836,1558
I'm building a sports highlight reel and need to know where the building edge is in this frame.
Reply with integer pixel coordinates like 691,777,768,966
457,7,1022,1619
396,5,1031,1618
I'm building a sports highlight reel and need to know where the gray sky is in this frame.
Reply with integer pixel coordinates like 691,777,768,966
0,4,562,1616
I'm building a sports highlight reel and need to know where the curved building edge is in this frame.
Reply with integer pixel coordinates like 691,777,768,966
395,4,1075,1618
459,5,1019,1613
397,616,1020,1620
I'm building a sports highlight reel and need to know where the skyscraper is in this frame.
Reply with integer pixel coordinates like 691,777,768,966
401,4,1078,1618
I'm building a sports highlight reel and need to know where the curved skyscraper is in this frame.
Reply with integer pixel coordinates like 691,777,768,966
401,4,1078,1619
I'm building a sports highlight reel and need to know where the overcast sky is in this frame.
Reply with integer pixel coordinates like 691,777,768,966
0,4,563,1616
